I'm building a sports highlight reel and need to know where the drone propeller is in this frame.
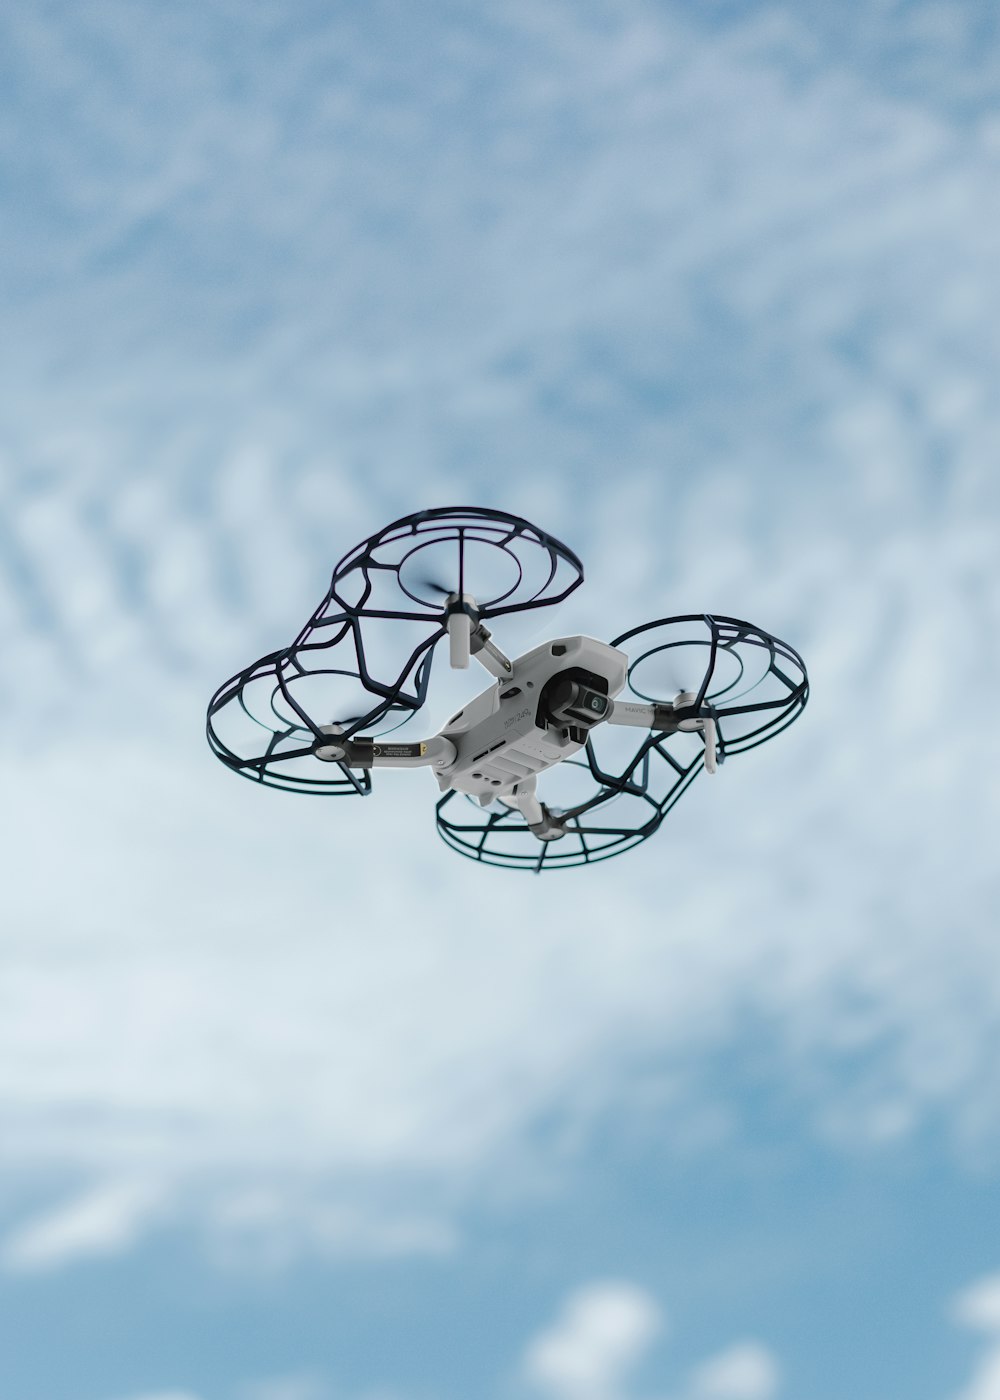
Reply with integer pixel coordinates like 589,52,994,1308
407,573,473,668
414,575,452,598
654,653,702,698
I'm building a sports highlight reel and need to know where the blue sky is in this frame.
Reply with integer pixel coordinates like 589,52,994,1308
2,1,1000,1398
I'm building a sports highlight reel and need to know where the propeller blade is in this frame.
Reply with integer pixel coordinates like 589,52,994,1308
644,645,705,702
661,658,695,694
414,574,453,598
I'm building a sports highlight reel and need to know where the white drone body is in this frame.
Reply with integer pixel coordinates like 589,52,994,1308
314,609,717,843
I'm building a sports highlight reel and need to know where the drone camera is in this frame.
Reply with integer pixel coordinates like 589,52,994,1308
542,675,610,731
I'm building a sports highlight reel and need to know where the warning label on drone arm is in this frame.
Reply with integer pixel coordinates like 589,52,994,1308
369,742,428,765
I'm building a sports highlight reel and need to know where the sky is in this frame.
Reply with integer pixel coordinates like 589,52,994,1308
1,0,999,1397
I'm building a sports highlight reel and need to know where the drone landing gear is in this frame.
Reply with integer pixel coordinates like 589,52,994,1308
499,779,567,842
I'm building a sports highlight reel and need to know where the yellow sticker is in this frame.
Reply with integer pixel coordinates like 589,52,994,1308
420,742,427,756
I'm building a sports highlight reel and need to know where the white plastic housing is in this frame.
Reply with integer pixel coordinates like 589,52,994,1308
435,635,628,803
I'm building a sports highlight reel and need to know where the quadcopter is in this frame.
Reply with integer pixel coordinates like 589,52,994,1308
207,507,808,871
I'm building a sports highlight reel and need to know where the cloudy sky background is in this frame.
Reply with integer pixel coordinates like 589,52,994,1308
2,1,999,1397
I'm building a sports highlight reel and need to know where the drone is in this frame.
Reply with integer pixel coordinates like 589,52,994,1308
207,507,808,871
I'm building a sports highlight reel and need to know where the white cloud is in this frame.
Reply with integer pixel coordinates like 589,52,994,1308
106,1392,202,1400
1,1179,167,1272
520,1283,783,1400
105,1378,333,1400
955,1277,1000,1335
522,1281,663,1400
208,1188,456,1269
240,1376,329,1400
952,1273,1000,1400
954,1355,1000,1400
687,1343,780,1400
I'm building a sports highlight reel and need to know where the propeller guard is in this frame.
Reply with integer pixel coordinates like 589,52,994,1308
206,508,584,796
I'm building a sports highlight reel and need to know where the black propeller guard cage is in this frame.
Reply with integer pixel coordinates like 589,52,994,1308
435,613,809,872
206,507,585,796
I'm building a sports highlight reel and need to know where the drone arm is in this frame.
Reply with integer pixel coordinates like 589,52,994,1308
606,699,718,774
315,731,457,772
444,596,513,677
606,700,669,729
365,735,458,770
470,624,514,679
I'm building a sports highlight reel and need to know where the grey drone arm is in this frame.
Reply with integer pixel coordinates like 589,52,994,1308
470,624,514,679
444,592,515,678
315,729,457,772
606,697,718,774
